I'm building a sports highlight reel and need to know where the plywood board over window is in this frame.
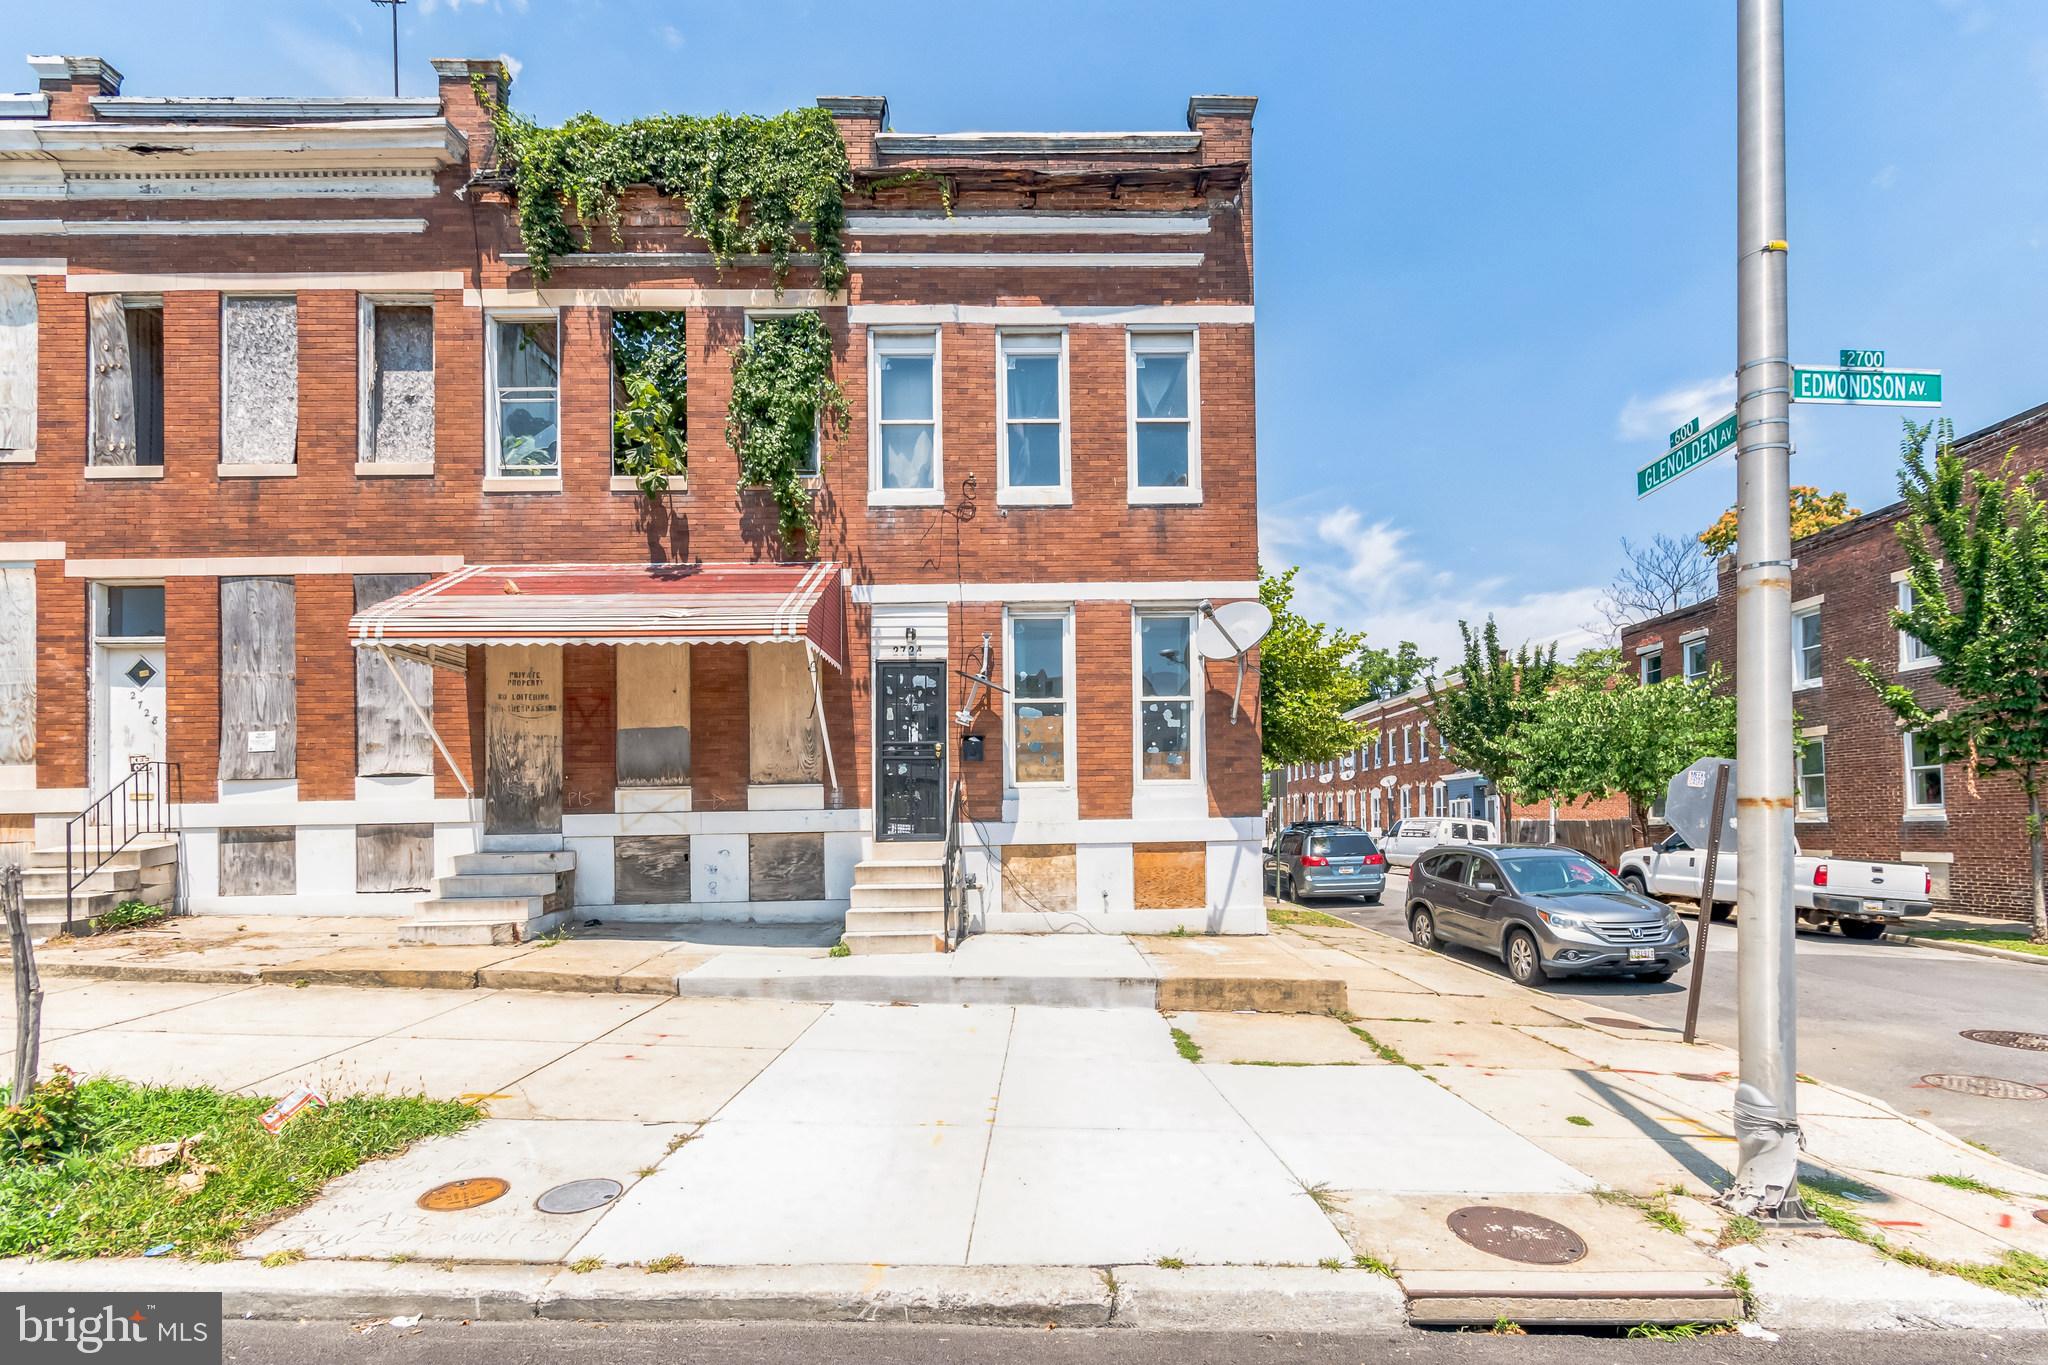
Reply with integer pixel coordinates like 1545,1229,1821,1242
1001,843,1077,916
0,566,33,765
747,643,821,785
484,644,563,835
354,574,433,776
616,643,691,787
220,825,295,897
0,276,36,459
615,834,691,904
1133,842,1206,910
750,832,825,902
361,301,435,464
87,294,137,466
221,296,298,464
355,823,433,894
219,576,297,781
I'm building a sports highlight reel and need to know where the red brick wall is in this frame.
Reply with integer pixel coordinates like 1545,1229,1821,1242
165,578,219,803
32,562,86,790
690,645,748,811
562,645,615,814
294,575,355,801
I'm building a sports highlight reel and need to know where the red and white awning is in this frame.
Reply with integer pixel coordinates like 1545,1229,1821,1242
348,562,847,670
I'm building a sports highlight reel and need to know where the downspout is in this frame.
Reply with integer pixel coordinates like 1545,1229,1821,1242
806,647,842,805
372,645,475,802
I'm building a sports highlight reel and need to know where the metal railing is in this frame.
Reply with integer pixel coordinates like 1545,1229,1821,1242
66,760,182,933
940,777,967,950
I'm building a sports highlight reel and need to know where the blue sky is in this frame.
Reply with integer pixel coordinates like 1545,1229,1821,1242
21,1,2048,662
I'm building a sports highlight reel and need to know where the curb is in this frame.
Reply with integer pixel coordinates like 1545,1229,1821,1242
1886,932,2047,967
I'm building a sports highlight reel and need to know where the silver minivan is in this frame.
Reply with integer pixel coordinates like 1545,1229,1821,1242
1266,825,1388,904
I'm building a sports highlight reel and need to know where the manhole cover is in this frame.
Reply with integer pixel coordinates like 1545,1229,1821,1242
1961,1029,2048,1052
1920,1074,2048,1100
1446,1205,1588,1265
535,1178,624,1215
1586,1016,1655,1030
417,1177,510,1212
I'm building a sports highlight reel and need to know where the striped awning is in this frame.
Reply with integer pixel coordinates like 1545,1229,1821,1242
348,562,847,670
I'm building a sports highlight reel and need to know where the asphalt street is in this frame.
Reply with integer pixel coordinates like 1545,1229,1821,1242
220,1320,2043,1365
1306,871,2048,1174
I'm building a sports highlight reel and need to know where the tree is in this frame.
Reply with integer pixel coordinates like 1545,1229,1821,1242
1596,533,1718,634
1513,671,1738,848
1258,567,1372,767
1850,421,2048,943
1425,617,1558,833
1699,485,1859,557
1356,640,1431,703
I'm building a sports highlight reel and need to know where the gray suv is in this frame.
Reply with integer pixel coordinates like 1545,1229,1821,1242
1266,825,1387,904
1406,845,1688,986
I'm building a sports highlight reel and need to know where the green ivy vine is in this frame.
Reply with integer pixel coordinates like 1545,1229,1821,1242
480,80,851,289
611,311,689,493
726,312,847,552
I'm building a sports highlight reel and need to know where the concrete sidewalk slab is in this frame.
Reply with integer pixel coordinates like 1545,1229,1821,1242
1517,1024,1731,1073
967,1126,1353,1266
601,996,826,1050
1006,1004,1175,1061
244,1118,684,1263
251,1034,576,1101
28,978,250,1034
1141,935,1344,1014
394,990,666,1043
107,982,474,1038
1721,1237,2048,1331
994,1051,1247,1131
797,1000,1013,1055
675,936,1160,1009
474,941,682,993
264,944,524,990
1525,1133,1735,1196
47,1027,368,1092
491,1041,776,1122
1362,1019,1578,1069
716,1041,1004,1127
1165,1010,1383,1065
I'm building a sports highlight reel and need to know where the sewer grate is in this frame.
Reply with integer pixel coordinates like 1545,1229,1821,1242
1446,1205,1588,1265
535,1178,624,1215
1920,1073,2048,1100
1961,1029,2048,1052
417,1177,510,1212
1586,1016,1656,1030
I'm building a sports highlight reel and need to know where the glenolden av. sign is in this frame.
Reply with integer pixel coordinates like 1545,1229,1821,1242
1636,410,1737,499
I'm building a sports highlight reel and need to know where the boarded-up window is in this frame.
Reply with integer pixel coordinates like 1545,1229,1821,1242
617,644,690,787
360,300,435,464
221,296,299,464
1133,842,1206,910
354,574,433,776
747,644,821,785
219,825,295,896
1001,843,1077,916
0,566,33,766
614,834,691,904
219,576,296,781
0,276,35,460
749,832,825,902
355,823,434,893
89,295,163,466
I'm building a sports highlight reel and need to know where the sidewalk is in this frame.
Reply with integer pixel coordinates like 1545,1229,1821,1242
7,917,2048,1332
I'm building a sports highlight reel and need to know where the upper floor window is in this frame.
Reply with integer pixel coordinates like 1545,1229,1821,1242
1418,721,1430,761
1793,605,1823,688
998,330,1067,502
1796,734,1827,817
1640,649,1663,685
0,276,36,463
609,309,687,483
88,294,163,467
1402,724,1413,764
1136,612,1196,783
871,328,940,501
1683,636,1708,682
221,295,300,467
1128,329,1198,500
360,297,435,468
1010,612,1071,786
488,312,560,478
1905,732,1944,816
1898,581,1938,670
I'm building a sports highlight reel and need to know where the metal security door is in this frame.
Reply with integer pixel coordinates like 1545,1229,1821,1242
875,661,945,841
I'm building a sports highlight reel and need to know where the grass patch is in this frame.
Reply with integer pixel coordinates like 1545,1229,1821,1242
1728,1268,1758,1319
568,1257,602,1274
1626,1322,1726,1340
0,1075,478,1259
1316,1257,1343,1271
643,1254,690,1273
1718,1214,1763,1249
1300,1181,1342,1216
1345,1025,1417,1069
1353,1253,1396,1277
1908,926,2048,957
1169,1027,1204,1064
1800,1182,2048,1298
828,942,852,958
1267,905,1354,930
1644,1206,1686,1236
1155,1256,1184,1270
96,900,168,933
1489,1317,1526,1336
1927,1172,2014,1199
1800,1171,1881,1202
530,925,571,948
258,1248,304,1268
1565,1114,1593,1127
1598,1186,1692,1238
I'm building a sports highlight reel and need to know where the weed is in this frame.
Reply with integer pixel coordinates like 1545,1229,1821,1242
828,942,851,958
635,1165,658,1178
1267,906,1354,930
1155,1256,1185,1270
1800,1182,2048,1298
259,1249,305,1269
1229,1059,1357,1067
1101,1267,1121,1299
1300,1181,1342,1216
1627,1322,1724,1340
666,1132,699,1154
1353,1253,1396,1277
1166,926,1191,938
1345,1025,1415,1068
389,1254,412,1265
97,900,167,932
1565,1114,1593,1127
1718,1215,1763,1249
1927,1173,2013,1200
1169,1028,1204,1063
531,926,571,948
643,1255,689,1274
1317,1257,1343,1272
1490,1317,1526,1336
1644,1206,1686,1236
1799,1171,1881,1202
1728,1268,1758,1319
568,1257,603,1274
0,1067,86,1163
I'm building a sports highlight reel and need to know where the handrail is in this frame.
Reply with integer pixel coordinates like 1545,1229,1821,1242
940,777,966,950
65,760,182,934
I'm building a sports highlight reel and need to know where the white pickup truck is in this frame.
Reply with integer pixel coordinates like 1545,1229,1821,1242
1615,832,1933,940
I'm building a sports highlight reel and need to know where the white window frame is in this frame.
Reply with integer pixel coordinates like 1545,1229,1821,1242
484,307,562,483
95,580,167,647
1792,602,1823,689
1418,721,1430,761
995,328,1070,505
867,326,942,505
1897,579,1938,671
0,274,35,464
1904,731,1945,819
1640,648,1663,685
1796,729,1827,820
1399,785,1412,821
358,293,435,472
1682,632,1709,682
1125,326,1200,504
745,310,823,478
1402,724,1413,764
1369,788,1382,831
1005,608,1074,790
1133,609,1200,787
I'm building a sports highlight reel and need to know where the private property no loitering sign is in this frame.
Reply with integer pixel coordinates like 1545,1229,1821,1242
1636,410,1737,498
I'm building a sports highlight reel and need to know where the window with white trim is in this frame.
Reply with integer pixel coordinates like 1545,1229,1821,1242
1127,329,1197,498
1009,612,1070,785
1433,781,1445,816
1369,788,1383,831
870,328,939,499
1135,612,1196,783
997,330,1067,500
0,275,35,463
1402,725,1413,764
1418,722,1430,761
487,311,560,477
1898,581,1937,669
1640,649,1663,685
1796,736,1826,817
1792,606,1822,687
1683,637,1708,682
1905,732,1944,815
360,296,435,466
1399,785,1412,820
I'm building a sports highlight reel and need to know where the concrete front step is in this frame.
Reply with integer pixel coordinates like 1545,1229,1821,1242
411,896,547,921
24,890,116,919
844,907,947,934
848,883,946,910
479,833,567,853
853,859,943,886
844,930,948,955
436,872,562,898
25,838,179,871
22,865,141,897
451,850,577,877
863,840,945,863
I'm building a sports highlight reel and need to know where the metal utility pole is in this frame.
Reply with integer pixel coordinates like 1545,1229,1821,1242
1727,0,1807,1220
372,0,407,98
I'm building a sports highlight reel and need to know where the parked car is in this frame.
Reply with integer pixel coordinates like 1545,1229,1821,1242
1379,816,1499,869
1266,825,1388,904
1406,845,1689,986
1615,833,1932,940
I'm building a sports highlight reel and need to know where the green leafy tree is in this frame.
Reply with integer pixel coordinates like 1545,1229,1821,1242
1699,485,1859,557
725,312,848,552
1356,640,1431,703
1425,618,1558,833
611,310,689,493
1258,567,1372,767
1513,671,1737,848
1850,420,2048,943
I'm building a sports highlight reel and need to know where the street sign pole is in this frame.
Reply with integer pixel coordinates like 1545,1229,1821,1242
1730,0,1807,1221
1682,763,1730,1047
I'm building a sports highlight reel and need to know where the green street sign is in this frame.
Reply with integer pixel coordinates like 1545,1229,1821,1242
1638,410,1737,499
1792,365,1941,407
1839,348,1884,369
1668,416,1700,449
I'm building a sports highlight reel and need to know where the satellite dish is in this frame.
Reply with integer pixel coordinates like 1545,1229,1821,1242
1379,774,1398,790
1196,600,1276,725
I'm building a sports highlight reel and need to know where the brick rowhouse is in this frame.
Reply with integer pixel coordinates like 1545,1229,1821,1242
1623,401,2048,924
0,55,1266,939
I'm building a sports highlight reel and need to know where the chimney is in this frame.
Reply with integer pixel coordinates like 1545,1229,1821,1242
1185,95,1256,165
28,55,122,121
816,96,888,171
431,58,510,168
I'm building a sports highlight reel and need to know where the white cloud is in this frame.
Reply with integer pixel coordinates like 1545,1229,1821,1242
1259,504,1607,668
498,51,525,82
1616,374,1736,442
660,24,685,49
